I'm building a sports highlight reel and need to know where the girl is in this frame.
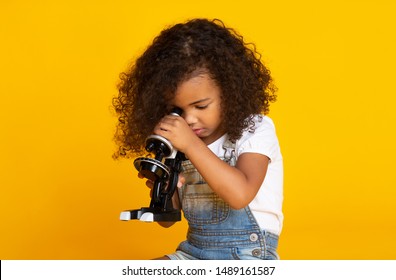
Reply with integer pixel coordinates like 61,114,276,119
113,18,283,260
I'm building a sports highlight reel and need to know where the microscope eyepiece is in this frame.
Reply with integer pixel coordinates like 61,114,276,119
170,107,183,116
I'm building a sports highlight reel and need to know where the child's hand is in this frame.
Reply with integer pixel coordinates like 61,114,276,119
153,115,198,153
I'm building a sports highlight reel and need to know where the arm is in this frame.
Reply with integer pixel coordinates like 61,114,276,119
154,116,269,210
184,139,269,209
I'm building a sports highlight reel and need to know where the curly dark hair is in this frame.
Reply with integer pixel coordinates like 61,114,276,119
113,18,277,158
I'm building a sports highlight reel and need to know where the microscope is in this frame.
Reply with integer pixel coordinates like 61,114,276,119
120,108,186,222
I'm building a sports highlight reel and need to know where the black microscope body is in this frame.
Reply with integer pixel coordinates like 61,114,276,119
120,108,185,222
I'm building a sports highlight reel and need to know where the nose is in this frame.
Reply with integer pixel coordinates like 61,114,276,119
183,111,197,126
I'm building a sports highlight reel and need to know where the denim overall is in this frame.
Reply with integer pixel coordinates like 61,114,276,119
168,139,279,260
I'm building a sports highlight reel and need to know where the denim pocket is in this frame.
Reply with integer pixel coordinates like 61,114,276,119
182,183,229,225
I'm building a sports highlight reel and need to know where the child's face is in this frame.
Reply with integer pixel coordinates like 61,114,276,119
172,73,225,145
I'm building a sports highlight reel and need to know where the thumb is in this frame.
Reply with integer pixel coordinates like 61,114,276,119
177,174,185,188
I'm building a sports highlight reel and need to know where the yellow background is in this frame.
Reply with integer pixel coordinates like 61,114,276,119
1,0,395,259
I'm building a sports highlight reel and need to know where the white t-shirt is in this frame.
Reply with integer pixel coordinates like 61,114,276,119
207,115,284,235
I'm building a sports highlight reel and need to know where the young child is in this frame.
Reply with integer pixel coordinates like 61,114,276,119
113,18,283,260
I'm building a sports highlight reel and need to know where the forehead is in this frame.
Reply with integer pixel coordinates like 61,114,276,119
173,74,221,105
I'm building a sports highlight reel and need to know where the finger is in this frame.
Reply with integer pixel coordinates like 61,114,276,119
159,116,181,128
162,115,179,122
179,174,185,184
146,180,154,189
177,174,186,188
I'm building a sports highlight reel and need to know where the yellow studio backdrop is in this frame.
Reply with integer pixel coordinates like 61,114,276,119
1,0,395,259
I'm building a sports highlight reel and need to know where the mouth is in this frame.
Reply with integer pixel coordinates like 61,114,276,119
192,128,204,136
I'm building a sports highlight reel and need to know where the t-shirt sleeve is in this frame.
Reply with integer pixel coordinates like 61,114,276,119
236,117,280,162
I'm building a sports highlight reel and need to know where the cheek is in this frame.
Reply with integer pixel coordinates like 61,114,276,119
215,105,223,124
208,109,222,128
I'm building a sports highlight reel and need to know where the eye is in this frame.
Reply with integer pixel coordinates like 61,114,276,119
195,105,208,110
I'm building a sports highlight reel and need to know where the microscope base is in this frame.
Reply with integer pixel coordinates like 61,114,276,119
120,207,181,222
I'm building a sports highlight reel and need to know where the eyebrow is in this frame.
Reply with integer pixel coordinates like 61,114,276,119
189,98,211,106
